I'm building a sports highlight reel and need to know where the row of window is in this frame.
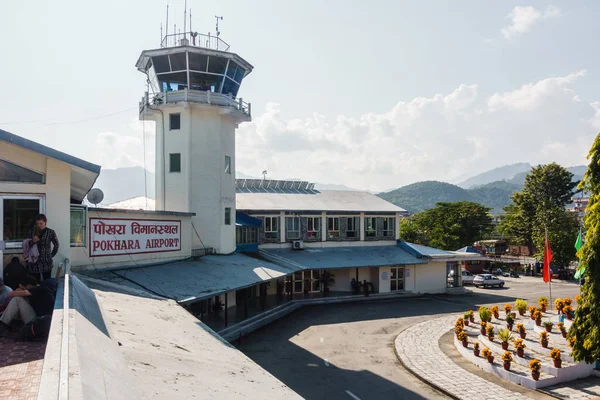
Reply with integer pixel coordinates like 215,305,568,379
264,216,396,240
168,153,232,174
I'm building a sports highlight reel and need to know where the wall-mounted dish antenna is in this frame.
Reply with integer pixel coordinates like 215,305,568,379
86,188,104,206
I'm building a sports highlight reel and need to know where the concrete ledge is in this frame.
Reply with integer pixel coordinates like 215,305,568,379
219,291,422,342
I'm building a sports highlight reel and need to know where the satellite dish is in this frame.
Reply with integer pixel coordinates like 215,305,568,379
86,188,104,206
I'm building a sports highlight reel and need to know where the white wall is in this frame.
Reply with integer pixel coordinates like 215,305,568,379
226,290,236,309
328,268,351,292
379,266,391,293
0,143,71,276
147,104,241,254
414,261,447,294
71,210,192,270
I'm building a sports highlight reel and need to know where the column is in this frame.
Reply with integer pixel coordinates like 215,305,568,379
395,213,401,240
321,212,327,242
280,212,286,243
360,212,365,241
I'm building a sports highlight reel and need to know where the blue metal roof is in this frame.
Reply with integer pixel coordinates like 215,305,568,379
235,211,262,227
0,128,101,174
113,253,300,304
261,245,426,270
456,246,483,254
397,241,456,258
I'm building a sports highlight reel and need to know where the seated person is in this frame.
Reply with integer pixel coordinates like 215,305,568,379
0,275,55,336
3,256,27,290
0,278,13,312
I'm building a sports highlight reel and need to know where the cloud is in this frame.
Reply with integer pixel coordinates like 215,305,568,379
235,71,596,192
92,119,155,171
501,5,561,39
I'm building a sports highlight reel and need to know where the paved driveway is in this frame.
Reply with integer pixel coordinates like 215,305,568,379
239,279,581,400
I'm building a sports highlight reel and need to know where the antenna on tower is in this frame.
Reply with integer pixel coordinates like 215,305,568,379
262,170,268,181
215,15,223,37
183,0,187,39
165,4,169,45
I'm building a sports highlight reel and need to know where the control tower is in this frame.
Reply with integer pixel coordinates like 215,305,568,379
136,29,253,254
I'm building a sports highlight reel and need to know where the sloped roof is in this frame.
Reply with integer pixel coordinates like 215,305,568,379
398,241,484,261
236,189,406,213
0,128,101,201
261,245,426,270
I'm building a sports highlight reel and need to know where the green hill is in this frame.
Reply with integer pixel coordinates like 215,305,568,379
379,180,520,214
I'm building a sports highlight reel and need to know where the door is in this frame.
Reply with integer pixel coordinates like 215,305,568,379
390,267,404,291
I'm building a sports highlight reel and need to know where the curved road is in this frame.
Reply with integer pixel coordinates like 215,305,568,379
238,277,580,400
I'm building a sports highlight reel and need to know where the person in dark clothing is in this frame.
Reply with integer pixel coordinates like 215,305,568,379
3,256,27,290
29,214,59,283
0,275,55,337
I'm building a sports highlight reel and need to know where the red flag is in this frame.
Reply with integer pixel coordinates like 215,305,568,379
543,232,553,283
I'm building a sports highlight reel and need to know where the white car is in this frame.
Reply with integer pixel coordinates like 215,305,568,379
448,270,475,285
473,274,505,288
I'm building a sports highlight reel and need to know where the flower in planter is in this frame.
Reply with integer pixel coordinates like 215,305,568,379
550,348,561,361
504,304,512,314
473,341,480,351
513,338,526,350
516,323,526,334
563,297,572,307
544,321,554,332
455,318,465,335
529,305,537,317
554,298,565,312
486,324,495,337
463,312,471,322
481,347,492,359
538,296,548,308
490,305,500,318
457,331,468,343
506,314,514,327
498,328,513,344
501,351,513,363
557,322,567,336
563,305,573,318
530,359,542,373
540,331,549,347
534,310,542,321
465,310,474,320
515,299,528,314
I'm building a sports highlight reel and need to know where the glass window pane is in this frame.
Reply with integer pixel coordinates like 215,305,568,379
169,153,181,172
151,55,171,73
188,52,208,71
70,207,85,246
3,199,39,243
226,61,238,79
391,268,397,279
391,280,397,291
190,72,223,92
294,272,302,280
234,66,245,83
294,281,302,292
0,160,44,183
221,78,240,97
158,72,188,91
207,56,228,74
169,53,187,71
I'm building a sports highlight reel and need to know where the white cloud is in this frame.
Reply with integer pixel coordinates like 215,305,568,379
235,71,595,192
92,119,155,171
501,5,561,39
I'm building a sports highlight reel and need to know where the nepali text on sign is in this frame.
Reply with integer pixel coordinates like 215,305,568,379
89,218,181,257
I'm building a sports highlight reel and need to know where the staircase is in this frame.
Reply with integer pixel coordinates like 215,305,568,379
456,309,594,389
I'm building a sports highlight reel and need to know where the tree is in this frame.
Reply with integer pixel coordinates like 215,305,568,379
569,134,600,363
499,163,577,264
399,201,493,250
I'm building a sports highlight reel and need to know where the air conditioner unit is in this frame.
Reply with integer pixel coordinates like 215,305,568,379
292,240,304,250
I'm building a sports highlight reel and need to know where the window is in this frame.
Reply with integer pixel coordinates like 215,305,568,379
224,208,231,225
327,217,340,238
307,216,320,240
286,217,301,240
382,217,395,237
236,226,258,244
2,197,43,249
70,206,87,247
169,113,181,130
290,270,320,294
390,267,404,291
224,156,231,174
169,153,181,173
0,159,44,183
346,217,359,238
447,263,460,288
264,216,279,239
365,217,377,237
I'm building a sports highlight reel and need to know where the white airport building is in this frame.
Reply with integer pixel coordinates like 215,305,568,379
0,25,481,399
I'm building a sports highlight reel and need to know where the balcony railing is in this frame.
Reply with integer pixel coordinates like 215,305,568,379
161,32,230,51
139,89,251,117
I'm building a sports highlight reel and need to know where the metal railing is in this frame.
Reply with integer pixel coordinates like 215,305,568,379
161,32,230,51
139,89,251,117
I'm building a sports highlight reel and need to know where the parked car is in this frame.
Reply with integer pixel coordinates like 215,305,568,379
448,270,475,285
473,274,505,288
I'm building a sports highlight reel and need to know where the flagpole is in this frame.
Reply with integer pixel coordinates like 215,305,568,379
546,225,552,309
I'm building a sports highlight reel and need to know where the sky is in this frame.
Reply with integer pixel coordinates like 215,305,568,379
1,1,600,192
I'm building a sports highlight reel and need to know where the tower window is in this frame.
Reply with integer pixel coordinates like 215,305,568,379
224,156,231,174
224,208,232,225
169,113,181,130
169,153,181,173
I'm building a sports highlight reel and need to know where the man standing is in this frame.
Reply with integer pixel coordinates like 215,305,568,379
31,214,59,283
0,275,55,336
